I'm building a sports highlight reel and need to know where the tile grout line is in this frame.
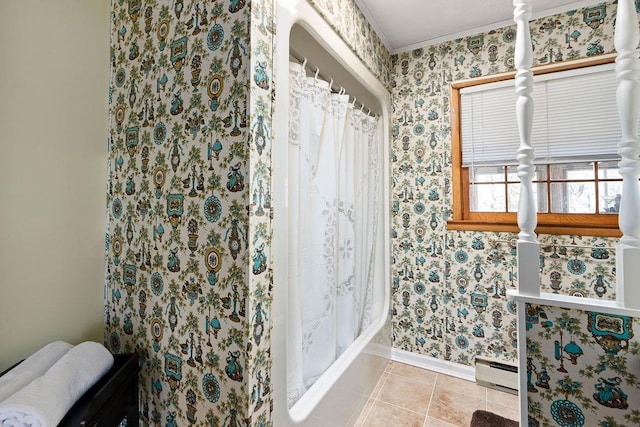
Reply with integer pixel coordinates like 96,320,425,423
359,368,391,425
426,375,492,426
426,373,438,413
424,374,458,427
370,397,431,418
369,364,436,420
358,401,374,426
422,373,439,427
372,371,390,400
376,367,439,425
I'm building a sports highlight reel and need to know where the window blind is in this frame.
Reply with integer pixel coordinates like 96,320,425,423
460,63,621,167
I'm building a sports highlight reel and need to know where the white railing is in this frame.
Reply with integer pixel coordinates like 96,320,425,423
509,0,640,424
509,1,640,311
512,2,539,422
614,0,640,310
513,0,540,297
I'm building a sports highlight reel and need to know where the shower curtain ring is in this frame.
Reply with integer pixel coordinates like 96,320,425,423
339,86,345,95
329,79,333,90
314,67,320,82
301,56,307,69
351,96,357,107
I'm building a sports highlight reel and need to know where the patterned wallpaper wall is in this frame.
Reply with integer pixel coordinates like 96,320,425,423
103,0,631,424
526,304,640,426
103,0,393,424
246,0,275,424
307,0,392,90
104,0,275,424
391,0,621,365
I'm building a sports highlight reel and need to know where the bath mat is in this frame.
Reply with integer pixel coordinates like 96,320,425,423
470,409,518,427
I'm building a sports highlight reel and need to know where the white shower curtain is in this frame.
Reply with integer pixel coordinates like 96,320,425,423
287,62,382,406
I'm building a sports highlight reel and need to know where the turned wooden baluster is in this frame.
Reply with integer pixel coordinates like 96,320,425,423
615,0,640,309
514,0,540,296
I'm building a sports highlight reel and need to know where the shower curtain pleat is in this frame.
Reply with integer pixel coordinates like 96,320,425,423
287,62,380,408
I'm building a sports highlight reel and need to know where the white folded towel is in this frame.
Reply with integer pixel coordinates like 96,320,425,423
0,341,73,403
0,342,114,427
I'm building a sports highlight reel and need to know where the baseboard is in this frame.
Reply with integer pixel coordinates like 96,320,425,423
390,348,476,382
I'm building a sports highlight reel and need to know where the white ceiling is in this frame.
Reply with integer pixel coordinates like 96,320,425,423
355,0,607,54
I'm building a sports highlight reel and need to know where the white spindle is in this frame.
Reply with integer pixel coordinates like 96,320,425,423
615,0,640,309
514,0,540,296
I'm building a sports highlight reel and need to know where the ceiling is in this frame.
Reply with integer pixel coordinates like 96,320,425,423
354,0,606,54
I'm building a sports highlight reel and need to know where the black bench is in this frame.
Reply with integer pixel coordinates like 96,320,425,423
1,353,139,427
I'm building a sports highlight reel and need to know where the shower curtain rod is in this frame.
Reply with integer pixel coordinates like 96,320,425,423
289,51,376,118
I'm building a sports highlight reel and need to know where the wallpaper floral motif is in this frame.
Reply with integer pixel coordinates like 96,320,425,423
390,0,621,365
526,304,640,427
307,0,392,90
103,0,630,423
104,0,275,425
104,0,393,423
246,0,275,424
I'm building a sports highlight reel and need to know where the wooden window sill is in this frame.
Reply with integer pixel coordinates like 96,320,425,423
446,219,621,237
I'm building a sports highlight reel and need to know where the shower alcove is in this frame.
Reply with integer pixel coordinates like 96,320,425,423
271,0,393,425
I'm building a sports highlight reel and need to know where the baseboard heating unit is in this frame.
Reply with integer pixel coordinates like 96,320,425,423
475,357,518,395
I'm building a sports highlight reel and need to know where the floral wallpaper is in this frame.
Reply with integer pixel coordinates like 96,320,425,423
102,0,632,424
246,0,275,424
526,304,640,427
104,0,275,425
390,0,621,365
307,0,392,90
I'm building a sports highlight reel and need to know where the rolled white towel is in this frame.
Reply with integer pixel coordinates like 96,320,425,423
0,341,73,403
0,342,114,427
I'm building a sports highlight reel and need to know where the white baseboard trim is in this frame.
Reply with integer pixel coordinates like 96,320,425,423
390,348,476,382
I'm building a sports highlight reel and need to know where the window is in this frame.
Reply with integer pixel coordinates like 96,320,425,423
449,55,623,237
469,162,622,213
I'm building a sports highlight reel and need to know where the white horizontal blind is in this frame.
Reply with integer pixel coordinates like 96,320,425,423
460,63,620,167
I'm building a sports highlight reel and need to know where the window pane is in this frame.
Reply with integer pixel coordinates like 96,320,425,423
470,166,504,183
599,181,622,213
550,162,594,180
470,183,505,211
598,161,623,180
507,183,548,213
507,183,518,212
507,165,547,182
550,182,596,213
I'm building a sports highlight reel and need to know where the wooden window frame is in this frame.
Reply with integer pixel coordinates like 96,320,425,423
448,54,622,237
